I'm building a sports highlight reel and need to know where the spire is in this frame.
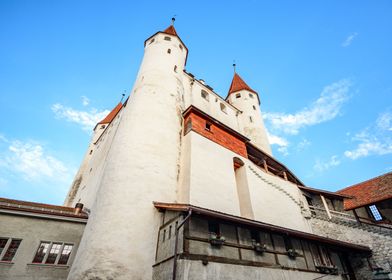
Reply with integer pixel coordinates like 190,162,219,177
228,73,258,95
97,102,123,125
163,25,178,36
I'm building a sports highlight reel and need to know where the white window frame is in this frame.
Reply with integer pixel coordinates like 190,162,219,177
0,237,22,262
32,241,74,266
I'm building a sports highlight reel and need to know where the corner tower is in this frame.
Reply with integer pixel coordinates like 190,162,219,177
226,73,272,155
67,23,187,280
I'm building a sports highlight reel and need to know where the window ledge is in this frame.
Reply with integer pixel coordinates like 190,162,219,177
0,261,14,266
27,263,69,269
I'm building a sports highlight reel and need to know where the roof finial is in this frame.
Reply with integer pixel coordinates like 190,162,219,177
232,60,236,73
120,90,126,103
171,16,176,26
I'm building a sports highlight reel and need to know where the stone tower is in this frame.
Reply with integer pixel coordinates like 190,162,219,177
67,24,188,279
226,73,272,155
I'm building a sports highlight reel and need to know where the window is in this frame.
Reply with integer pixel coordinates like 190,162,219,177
201,90,209,101
236,93,241,98
164,36,171,41
0,238,21,262
205,122,211,131
169,226,172,239
32,242,74,265
101,124,105,129
249,93,254,98
167,49,171,54
220,103,227,113
250,230,260,243
253,105,256,110
179,44,183,50
174,65,177,72
149,38,155,45
249,116,253,122
208,221,220,236
369,205,383,221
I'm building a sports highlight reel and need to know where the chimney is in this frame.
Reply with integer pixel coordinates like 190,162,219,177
74,203,84,215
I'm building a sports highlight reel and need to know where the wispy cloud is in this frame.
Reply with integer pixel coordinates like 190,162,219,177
314,155,341,172
342,32,358,47
0,137,74,184
52,103,109,131
297,139,311,151
81,96,90,106
344,111,392,159
267,132,289,155
264,79,351,135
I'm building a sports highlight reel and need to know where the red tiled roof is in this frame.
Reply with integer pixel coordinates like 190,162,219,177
337,172,392,210
0,197,88,219
98,102,123,125
163,25,178,36
228,73,258,95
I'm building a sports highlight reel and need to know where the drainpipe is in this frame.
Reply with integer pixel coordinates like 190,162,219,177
172,209,192,280
74,203,84,215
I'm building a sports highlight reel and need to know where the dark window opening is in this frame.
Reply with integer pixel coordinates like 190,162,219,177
236,93,241,98
253,105,256,110
149,38,155,45
208,221,220,236
174,65,177,72
164,36,171,41
205,122,211,131
250,230,261,243
167,49,171,54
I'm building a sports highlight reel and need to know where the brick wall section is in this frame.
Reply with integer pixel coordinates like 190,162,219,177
184,112,247,158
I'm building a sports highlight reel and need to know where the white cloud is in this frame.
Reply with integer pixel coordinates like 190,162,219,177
344,111,392,159
342,32,358,47
297,139,311,151
264,79,351,135
0,140,74,183
314,155,341,172
267,132,289,155
52,103,109,131
81,96,90,106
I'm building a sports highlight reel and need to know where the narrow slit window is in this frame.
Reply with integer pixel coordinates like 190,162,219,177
149,38,155,45
169,225,172,239
205,122,211,131
174,65,177,72
162,230,166,242
253,105,256,110
249,116,253,122
179,44,183,50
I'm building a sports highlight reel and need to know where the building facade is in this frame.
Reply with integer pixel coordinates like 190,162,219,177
1,23,391,280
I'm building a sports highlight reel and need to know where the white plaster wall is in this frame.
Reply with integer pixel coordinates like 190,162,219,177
68,32,186,280
185,132,242,216
182,74,241,132
228,90,272,155
245,164,312,232
63,110,123,209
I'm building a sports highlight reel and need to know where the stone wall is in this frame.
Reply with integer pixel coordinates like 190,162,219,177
310,215,392,279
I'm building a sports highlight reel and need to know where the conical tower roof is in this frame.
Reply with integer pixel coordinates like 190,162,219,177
97,102,123,125
163,25,178,36
228,73,258,95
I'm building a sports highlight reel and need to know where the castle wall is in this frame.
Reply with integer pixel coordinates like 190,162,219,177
67,31,187,280
245,165,312,232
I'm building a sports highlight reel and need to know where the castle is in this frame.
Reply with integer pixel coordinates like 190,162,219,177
0,23,391,280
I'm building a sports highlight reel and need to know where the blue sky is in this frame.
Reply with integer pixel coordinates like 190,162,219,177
0,1,391,205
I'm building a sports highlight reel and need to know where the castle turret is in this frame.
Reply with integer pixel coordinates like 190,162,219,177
67,23,187,279
226,73,272,155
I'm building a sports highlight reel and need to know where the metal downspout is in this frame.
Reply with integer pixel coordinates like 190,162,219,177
172,209,192,280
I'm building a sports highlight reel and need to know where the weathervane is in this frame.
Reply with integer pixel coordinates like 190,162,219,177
233,60,236,73
120,91,126,103
171,15,176,26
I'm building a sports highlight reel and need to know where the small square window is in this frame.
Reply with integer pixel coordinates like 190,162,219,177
205,122,211,131
236,93,241,98
164,36,171,41
201,90,209,101
220,103,227,113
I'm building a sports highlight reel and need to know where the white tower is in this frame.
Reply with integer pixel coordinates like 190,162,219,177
67,23,188,279
226,72,272,155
